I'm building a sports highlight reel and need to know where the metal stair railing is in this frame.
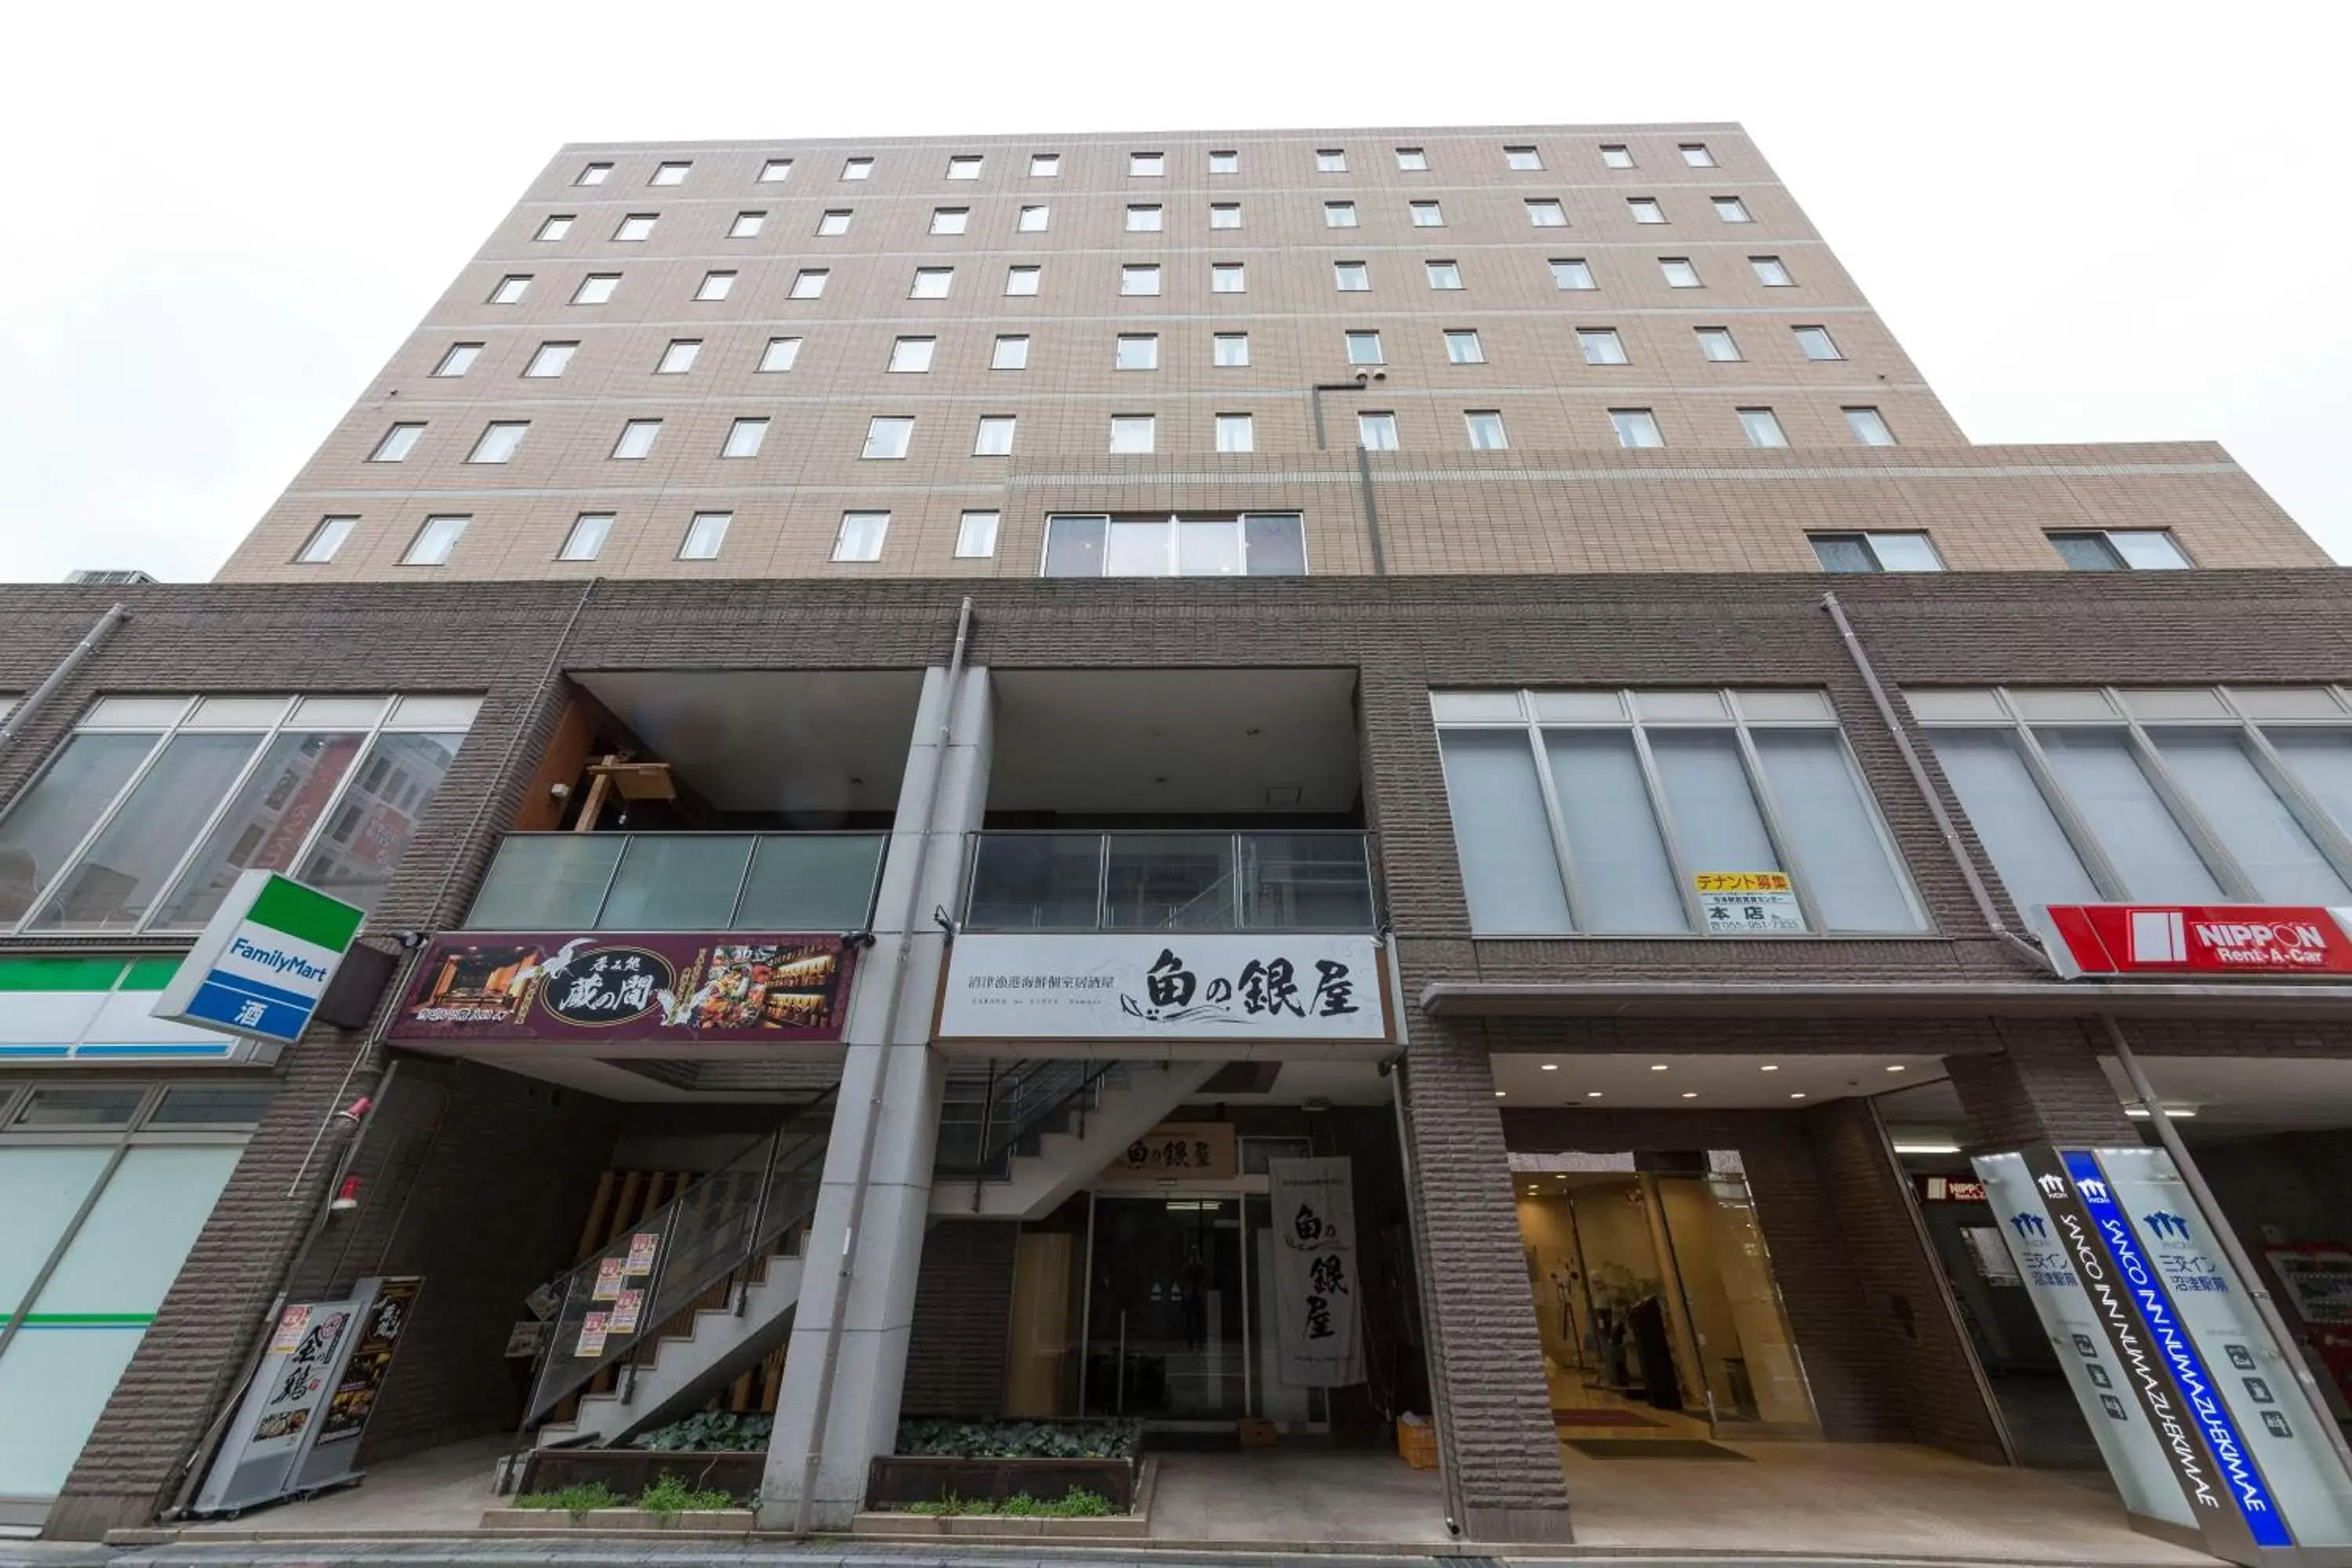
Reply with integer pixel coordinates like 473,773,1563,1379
934,1058,1127,1189
523,1093,834,1428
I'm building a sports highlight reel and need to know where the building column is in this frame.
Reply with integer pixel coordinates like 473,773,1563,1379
760,665,991,1530
1944,1020,2136,1149
1399,1018,1573,1542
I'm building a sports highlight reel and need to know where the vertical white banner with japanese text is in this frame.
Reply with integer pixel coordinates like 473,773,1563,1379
1268,1157,1363,1387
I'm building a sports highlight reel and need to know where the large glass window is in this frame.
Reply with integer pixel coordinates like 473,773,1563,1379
1918,686,2352,913
1041,514,1304,579
1432,689,1924,936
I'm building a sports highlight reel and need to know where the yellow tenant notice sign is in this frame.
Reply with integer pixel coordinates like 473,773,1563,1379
1693,872,1804,935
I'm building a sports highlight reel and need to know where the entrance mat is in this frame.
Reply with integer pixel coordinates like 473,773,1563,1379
1564,1437,1751,1461
1142,1428,1243,1452
1552,1408,1665,1428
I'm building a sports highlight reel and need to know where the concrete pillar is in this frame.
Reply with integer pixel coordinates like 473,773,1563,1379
1944,1021,2136,1150
760,665,992,1530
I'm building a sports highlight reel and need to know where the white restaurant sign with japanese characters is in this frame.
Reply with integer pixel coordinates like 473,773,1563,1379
937,934,1390,1044
1268,1156,1364,1387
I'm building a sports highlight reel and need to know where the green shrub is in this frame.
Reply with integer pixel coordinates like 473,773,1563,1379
514,1481,622,1519
630,1410,773,1452
897,1486,1117,1519
894,1418,1139,1458
635,1472,736,1514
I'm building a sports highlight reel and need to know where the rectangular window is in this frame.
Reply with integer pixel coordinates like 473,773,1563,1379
369,423,423,463
1109,415,1156,454
403,515,468,566
1599,144,1635,169
1316,148,1348,172
759,336,801,372
467,422,528,463
889,336,936,372
578,162,612,185
612,419,662,459
781,268,818,299
1738,407,1788,448
909,267,953,299
817,209,852,235
1432,689,1923,936
993,334,1029,369
432,343,481,376
721,417,768,458
1695,326,1742,362
956,510,1000,557
535,215,573,241
833,511,888,562
974,416,1016,456
1325,201,1358,227
2049,531,2194,571
931,207,970,234
1041,512,1305,578
1810,532,1944,573
1345,330,1385,365
1844,406,1897,445
679,511,729,559
1681,143,1717,167
1425,259,1464,290
1550,257,1596,290
1211,263,1245,292
1130,152,1163,176
1660,256,1701,288
696,270,736,300
655,339,702,374
297,516,355,564
1526,198,1568,227
1465,409,1508,450
1127,203,1164,231
1751,255,1795,286
1712,196,1753,223
1628,198,1666,223
760,158,793,183
1210,201,1241,228
1018,204,1050,231
1122,263,1162,296
1030,153,1060,176
1793,325,1842,360
1358,412,1399,451
1214,332,1249,366
862,416,913,459
572,274,618,304
652,161,690,186
1209,150,1238,173
842,157,873,180
1610,408,1664,448
1004,265,1041,296
559,513,612,561
1215,412,1254,452
613,212,656,241
1506,145,1544,171
1396,147,1428,171
1577,328,1628,365
522,341,576,377
490,274,531,303
1410,200,1444,227
946,154,982,180
1116,333,1160,370
1334,260,1370,292
1444,329,1485,365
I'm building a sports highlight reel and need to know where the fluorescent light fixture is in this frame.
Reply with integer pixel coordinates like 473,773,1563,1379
1892,1141,1961,1156
2125,1105,2198,1119
1886,1064,1907,1073
1789,1091,1807,1100
1650,1064,1670,1072
1541,1062,1559,1071
1586,1091,1603,1098
1680,1091,1697,1099
1759,1064,1779,1072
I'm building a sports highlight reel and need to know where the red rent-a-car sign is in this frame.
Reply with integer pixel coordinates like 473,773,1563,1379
2037,904,2352,978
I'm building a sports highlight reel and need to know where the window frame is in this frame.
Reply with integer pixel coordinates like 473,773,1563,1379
2049,530,2194,571
955,510,1001,558
558,512,613,562
1443,329,1486,365
992,334,1030,370
432,343,482,376
655,339,702,374
1040,512,1308,579
1809,531,1945,573
572,274,621,305
832,510,889,563
296,516,356,564
1432,689,1929,938
679,511,731,560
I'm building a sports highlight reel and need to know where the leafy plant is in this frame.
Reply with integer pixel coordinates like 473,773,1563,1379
635,1473,736,1515
898,1486,1116,1519
630,1410,775,1452
902,1491,974,1516
514,1481,622,1519
894,1418,1139,1459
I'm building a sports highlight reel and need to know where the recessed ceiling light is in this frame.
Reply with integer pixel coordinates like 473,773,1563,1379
1494,1090,1506,1098
1681,1091,1698,1099
1886,1064,1907,1073
1586,1091,1603,1098
1790,1091,1807,1099
1759,1064,1779,1073
1541,1063,1559,1072
1650,1064,1669,1072
1891,1141,1961,1156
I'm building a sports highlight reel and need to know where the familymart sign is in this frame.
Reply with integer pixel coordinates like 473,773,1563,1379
153,872,364,1045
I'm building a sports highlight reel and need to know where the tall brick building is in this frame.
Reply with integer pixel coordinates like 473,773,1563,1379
5,126,2351,1557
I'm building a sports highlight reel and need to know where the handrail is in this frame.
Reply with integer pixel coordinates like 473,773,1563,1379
962,829,1378,932
523,1088,837,1427
935,1058,1123,1181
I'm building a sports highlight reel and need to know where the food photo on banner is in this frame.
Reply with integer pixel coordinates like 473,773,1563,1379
1267,1156,1364,1387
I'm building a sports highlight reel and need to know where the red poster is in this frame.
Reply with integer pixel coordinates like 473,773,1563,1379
2038,904,2352,978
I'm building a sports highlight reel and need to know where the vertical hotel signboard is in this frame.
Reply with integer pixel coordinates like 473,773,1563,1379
1974,1146,2352,1563
151,870,364,1043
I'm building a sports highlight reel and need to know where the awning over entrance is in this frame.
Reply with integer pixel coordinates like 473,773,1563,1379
1420,978,2352,1021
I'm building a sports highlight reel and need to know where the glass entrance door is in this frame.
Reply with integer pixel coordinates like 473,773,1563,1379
1083,1195,1246,1418
1651,1171,1820,1437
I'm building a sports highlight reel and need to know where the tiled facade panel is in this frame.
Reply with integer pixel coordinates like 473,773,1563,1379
899,1222,1019,1419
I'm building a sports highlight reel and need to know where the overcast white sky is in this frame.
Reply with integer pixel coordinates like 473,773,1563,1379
2,0,2344,583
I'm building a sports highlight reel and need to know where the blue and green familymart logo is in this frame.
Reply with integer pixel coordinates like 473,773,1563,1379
154,872,364,1045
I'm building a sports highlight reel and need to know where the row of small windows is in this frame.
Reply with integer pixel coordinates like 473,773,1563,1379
574,143,1720,188
1810,528,2192,573
483,252,1800,307
530,194,1751,245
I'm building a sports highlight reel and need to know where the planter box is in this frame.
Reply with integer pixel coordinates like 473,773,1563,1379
854,1510,1149,1541
513,1447,764,1501
481,1507,753,1533
866,1452,1135,1512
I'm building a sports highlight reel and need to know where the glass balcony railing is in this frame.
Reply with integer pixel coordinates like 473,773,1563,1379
962,830,1377,932
464,832,886,932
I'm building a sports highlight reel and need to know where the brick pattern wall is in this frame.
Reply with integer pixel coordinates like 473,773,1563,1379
898,1221,1019,1419
1944,1022,2139,1149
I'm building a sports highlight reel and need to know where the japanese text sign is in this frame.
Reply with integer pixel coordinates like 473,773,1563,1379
938,934,1389,1043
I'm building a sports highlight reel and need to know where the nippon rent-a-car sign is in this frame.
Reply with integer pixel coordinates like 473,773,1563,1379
2037,903,2352,979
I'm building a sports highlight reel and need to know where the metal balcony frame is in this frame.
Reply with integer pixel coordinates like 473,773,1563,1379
466,829,887,933
957,827,1381,934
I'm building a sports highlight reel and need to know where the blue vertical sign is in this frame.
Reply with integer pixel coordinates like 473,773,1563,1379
2062,1149,2293,1549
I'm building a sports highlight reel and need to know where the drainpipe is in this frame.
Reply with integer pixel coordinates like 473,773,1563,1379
0,604,128,757
793,596,974,1534
1820,593,2048,971
1308,383,1385,575
2100,1015,2352,1485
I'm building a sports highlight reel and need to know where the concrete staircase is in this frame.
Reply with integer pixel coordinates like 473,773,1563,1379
930,1059,1224,1220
